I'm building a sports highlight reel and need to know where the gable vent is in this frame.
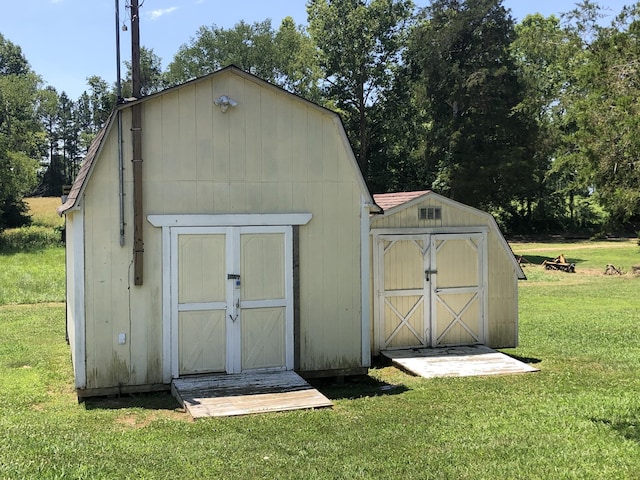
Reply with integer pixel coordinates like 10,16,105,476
419,207,441,221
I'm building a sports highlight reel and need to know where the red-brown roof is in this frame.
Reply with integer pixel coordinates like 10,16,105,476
373,191,430,211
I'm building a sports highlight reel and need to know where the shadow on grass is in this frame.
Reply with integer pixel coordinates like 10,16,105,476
309,357,410,401
309,374,410,401
82,376,410,410
515,254,585,266
591,415,640,443
0,245,63,256
501,353,542,365
84,391,181,411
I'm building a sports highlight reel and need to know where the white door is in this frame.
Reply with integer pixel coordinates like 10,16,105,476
176,231,228,374
430,233,485,347
172,226,293,377
375,235,431,350
375,232,486,352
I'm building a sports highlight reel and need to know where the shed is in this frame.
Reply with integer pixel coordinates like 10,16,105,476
58,66,376,398
370,191,525,355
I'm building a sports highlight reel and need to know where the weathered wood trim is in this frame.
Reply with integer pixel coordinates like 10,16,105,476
283,225,295,371
360,197,371,367
147,213,312,228
370,226,489,236
513,274,519,347
164,225,295,378
161,224,172,383
372,233,381,356
298,367,368,379
69,209,86,389
481,233,489,345
293,226,300,371
77,383,169,400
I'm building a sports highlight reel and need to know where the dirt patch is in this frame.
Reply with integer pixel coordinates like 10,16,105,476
115,409,191,429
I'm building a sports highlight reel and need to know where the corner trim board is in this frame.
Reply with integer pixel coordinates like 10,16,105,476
71,210,86,389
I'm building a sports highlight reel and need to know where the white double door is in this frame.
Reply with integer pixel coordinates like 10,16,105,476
375,232,486,351
171,226,293,376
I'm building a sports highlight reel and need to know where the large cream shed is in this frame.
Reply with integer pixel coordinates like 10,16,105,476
58,66,376,397
370,191,525,355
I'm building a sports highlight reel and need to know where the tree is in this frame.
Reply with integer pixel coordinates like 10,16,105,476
511,14,581,231
409,0,536,212
0,34,42,229
165,18,321,100
307,0,414,181
562,3,640,229
85,75,116,132
273,17,323,102
123,46,165,97
0,33,31,76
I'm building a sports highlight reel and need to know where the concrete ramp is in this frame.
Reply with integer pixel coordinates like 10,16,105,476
172,370,333,418
383,345,539,378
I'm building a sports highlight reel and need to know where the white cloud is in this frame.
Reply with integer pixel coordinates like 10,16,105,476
147,7,178,20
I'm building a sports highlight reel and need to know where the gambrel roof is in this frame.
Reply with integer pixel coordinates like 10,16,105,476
58,65,373,215
371,190,526,280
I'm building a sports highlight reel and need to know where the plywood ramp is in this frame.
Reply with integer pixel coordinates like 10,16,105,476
171,371,333,418
383,345,539,378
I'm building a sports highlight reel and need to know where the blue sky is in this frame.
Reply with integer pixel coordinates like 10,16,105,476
1,0,632,99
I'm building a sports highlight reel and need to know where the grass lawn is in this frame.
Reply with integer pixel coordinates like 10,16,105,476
1,209,639,478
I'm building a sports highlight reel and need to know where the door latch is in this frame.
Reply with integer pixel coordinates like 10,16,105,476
228,298,241,323
425,269,437,281
228,273,241,289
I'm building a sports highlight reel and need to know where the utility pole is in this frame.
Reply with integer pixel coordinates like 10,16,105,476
131,0,144,285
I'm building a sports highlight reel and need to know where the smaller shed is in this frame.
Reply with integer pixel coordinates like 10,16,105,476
370,191,525,355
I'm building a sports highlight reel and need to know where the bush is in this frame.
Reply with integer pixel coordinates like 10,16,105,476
0,226,63,251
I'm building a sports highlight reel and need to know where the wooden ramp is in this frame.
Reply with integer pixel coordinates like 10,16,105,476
171,371,333,419
383,345,539,378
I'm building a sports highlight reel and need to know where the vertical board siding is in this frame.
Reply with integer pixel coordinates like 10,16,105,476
371,196,519,351
81,70,365,390
84,137,134,388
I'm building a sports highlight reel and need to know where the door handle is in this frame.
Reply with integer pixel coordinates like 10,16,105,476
425,269,437,281
228,298,240,323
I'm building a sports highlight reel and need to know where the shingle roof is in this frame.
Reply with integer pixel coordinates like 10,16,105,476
373,191,430,211
57,113,113,215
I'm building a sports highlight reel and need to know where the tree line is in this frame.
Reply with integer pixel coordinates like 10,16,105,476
1,0,639,235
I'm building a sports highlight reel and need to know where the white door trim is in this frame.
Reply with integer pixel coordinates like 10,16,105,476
429,232,487,347
373,233,431,353
153,214,309,383
227,225,294,374
162,224,295,380
148,213,312,228
68,210,86,389
372,231,488,354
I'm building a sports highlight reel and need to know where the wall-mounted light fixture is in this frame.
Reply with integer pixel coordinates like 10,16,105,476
214,95,238,113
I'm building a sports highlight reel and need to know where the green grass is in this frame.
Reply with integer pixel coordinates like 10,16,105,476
0,247,65,304
511,238,639,273
0,197,66,305
0,239,639,478
0,197,64,251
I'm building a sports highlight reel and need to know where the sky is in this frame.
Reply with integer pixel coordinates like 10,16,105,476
0,0,633,99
